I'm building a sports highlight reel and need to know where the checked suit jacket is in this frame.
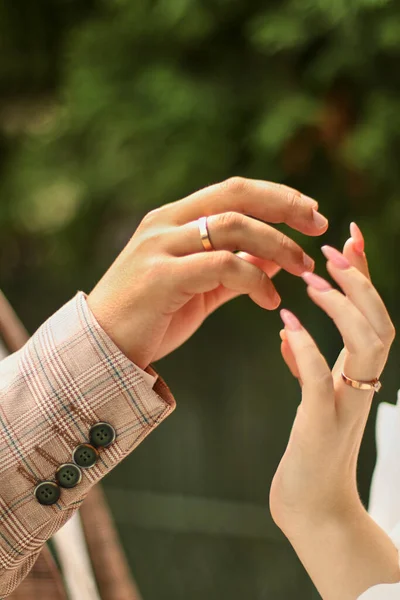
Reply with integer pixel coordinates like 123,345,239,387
0,290,176,599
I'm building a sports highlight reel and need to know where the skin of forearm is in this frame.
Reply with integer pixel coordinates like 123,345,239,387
285,506,400,600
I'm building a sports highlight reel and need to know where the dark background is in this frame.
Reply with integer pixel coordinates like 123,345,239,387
1,1,400,598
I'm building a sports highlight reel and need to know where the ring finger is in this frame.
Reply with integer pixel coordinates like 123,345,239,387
302,274,386,378
173,250,281,309
167,213,315,276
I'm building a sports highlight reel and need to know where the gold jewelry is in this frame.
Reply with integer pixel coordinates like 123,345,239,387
198,216,214,252
341,372,382,393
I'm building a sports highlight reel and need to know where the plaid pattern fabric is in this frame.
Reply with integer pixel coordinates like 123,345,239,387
6,546,67,600
0,292,175,598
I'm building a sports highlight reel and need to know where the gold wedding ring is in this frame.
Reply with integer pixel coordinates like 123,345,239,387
198,216,214,252
341,372,382,393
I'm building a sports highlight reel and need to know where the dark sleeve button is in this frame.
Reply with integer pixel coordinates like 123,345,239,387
89,422,116,448
34,481,61,506
55,463,83,488
72,443,99,469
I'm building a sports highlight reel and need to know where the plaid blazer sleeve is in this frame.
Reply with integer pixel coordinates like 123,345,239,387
0,292,175,597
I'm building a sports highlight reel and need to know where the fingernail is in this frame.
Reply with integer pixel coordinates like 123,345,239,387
313,209,328,229
302,194,319,209
321,245,350,269
280,309,302,331
271,290,282,309
301,272,332,292
350,222,365,256
303,254,315,271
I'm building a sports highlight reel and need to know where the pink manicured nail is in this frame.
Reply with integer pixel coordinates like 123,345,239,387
301,272,332,292
313,209,328,229
350,222,365,256
280,309,302,331
321,245,350,269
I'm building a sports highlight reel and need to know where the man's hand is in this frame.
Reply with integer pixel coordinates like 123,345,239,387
87,177,328,368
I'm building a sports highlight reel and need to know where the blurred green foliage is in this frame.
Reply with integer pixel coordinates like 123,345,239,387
1,1,400,598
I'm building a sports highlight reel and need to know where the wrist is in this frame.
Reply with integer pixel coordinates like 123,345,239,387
282,500,365,546
271,471,361,542
284,506,400,600
86,291,150,369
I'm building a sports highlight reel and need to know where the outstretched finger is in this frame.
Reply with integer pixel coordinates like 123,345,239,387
301,273,387,386
321,245,394,349
280,329,301,380
342,222,370,279
170,177,328,237
280,309,334,417
169,214,315,276
333,223,371,377
173,251,281,310
202,254,281,315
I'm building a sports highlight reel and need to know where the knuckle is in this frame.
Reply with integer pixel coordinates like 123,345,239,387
302,367,333,392
135,226,170,253
357,276,371,295
389,323,396,342
143,255,168,280
141,209,159,227
383,323,396,345
216,211,243,232
141,205,169,228
221,176,248,195
312,370,333,391
215,250,236,271
279,184,302,215
277,231,297,256
367,337,386,359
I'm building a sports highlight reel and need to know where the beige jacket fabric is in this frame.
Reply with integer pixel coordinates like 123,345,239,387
0,292,175,598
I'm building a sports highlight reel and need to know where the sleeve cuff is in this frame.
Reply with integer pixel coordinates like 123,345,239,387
0,291,175,588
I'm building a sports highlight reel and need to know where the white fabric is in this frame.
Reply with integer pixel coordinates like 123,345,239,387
53,364,157,600
358,391,400,599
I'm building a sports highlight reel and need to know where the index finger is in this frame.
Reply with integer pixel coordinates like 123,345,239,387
170,177,328,236
280,309,334,418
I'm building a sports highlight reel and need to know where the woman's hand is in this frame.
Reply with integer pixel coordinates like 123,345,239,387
269,224,399,599
87,177,328,368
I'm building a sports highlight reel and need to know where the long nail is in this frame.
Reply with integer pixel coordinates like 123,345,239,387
321,245,350,269
302,272,332,292
350,222,365,256
280,309,302,331
313,209,328,229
